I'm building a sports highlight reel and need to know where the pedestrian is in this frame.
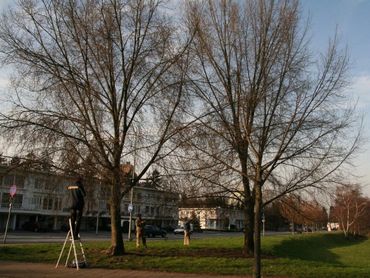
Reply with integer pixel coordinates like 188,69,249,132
135,213,147,248
184,217,191,246
67,177,86,239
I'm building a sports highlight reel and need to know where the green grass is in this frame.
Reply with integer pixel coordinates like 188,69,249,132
1,233,370,277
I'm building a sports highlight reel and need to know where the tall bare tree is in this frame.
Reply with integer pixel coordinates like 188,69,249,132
278,194,328,232
0,0,191,255
331,184,368,238
183,0,359,276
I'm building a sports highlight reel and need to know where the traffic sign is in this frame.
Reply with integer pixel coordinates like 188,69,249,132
128,204,133,213
9,184,17,197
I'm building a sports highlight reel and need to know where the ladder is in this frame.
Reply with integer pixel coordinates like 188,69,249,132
55,218,87,270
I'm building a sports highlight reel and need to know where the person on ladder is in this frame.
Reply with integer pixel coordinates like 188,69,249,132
68,177,86,239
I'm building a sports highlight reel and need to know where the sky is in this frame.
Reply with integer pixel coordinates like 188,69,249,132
0,0,370,194
300,0,370,195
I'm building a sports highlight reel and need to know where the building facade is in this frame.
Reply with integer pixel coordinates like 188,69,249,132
178,207,244,231
0,158,179,233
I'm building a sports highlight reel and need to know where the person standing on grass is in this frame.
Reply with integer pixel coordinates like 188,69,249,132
184,217,191,246
135,214,147,248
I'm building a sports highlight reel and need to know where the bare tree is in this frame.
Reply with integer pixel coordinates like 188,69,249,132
183,0,359,276
0,0,191,255
331,184,368,238
278,194,328,232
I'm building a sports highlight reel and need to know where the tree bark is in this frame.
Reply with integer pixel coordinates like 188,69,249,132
253,183,263,278
109,170,124,255
243,197,255,256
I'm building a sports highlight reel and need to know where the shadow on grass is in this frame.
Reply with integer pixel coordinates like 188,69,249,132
272,233,366,266
116,247,247,258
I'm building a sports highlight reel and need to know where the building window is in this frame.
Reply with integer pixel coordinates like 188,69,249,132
2,175,14,187
32,195,42,209
15,175,25,188
43,197,53,210
13,194,23,208
2,175,25,188
34,178,45,190
54,198,61,210
1,193,11,208
43,197,48,210
1,193,23,208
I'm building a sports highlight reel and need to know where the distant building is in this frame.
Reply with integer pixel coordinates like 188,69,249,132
178,207,244,230
120,182,179,230
327,222,340,231
0,157,179,232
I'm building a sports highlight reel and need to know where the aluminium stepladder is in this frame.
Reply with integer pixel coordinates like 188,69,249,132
55,218,87,270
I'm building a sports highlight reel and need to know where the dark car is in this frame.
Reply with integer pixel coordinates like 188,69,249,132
143,225,167,238
22,221,51,232
22,221,40,232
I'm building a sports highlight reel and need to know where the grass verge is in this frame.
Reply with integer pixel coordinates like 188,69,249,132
1,233,370,277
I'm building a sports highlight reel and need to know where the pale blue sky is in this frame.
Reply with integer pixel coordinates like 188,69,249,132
0,0,370,193
301,0,370,194
303,0,370,73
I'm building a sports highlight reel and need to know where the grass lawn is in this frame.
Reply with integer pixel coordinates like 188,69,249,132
1,233,370,277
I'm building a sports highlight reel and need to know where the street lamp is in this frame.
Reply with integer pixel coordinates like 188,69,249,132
262,212,265,237
128,187,134,241
128,130,138,241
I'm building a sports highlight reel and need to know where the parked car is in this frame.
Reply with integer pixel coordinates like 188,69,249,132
143,225,167,238
174,225,199,234
22,221,40,232
22,221,51,232
173,226,185,235
162,225,175,232
228,224,237,232
174,226,196,234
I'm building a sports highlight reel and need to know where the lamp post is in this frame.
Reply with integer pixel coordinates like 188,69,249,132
3,180,17,244
128,130,137,241
95,180,102,235
128,188,134,241
3,196,13,244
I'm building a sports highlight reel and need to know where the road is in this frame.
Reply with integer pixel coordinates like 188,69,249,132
1,230,245,244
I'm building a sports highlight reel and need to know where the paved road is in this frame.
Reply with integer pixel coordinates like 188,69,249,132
1,230,249,244
0,261,251,278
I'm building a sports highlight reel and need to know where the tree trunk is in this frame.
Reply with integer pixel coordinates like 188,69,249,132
108,171,124,256
253,184,262,278
243,198,254,256
241,164,254,256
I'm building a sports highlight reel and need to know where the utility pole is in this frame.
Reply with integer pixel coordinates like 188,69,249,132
128,187,134,241
128,131,137,241
96,181,102,235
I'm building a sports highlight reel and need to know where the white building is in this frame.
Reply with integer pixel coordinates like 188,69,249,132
0,158,179,232
178,207,244,230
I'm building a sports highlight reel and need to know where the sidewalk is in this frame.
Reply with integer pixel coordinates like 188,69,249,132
0,261,249,278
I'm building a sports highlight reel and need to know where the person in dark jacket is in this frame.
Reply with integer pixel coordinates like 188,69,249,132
135,214,147,248
184,217,191,246
67,177,86,238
